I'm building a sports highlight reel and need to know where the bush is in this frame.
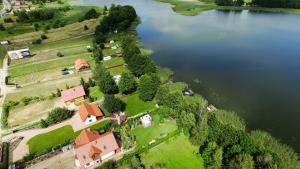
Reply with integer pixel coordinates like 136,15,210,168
43,107,74,126
0,143,9,169
41,34,48,40
20,96,33,105
57,52,64,57
40,119,49,128
1,101,19,127
4,18,14,23
0,24,6,31
32,39,42,44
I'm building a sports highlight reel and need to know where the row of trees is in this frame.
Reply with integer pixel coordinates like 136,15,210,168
16,8,57,22
252,0,300,8
215,0,300,8
215,0,244,6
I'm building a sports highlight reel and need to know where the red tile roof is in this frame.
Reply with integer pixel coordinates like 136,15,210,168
61,85,86,102
75,129,100,148
75,59,90,71
74,130,119,166
78,103,104,121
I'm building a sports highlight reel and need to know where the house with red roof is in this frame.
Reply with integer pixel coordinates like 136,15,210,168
74,130,120,168
61,85,86,105
75,59,90,71
78,103,104,125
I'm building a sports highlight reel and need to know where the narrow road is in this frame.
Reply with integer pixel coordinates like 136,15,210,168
0,57,8,134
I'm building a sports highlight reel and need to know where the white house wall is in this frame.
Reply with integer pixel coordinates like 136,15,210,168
101,151,115,161
84,115,97,125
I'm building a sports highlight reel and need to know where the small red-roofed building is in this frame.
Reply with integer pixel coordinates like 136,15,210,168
74,130,120,168
61,85,86,105
78,103,104,125
75,59,90,71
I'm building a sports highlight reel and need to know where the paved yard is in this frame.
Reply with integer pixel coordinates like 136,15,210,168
27,149,77,169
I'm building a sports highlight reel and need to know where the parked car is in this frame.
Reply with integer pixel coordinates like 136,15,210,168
62,71,69,75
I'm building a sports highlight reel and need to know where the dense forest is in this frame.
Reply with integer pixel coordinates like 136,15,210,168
252,0,300,8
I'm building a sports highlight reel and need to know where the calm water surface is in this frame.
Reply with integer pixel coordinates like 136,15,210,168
73,0,300,152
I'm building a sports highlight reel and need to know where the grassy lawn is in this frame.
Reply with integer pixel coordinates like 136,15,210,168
108,66,129,76
27,125,75,154
122,94,156,116
131,115,177,147
103,57,125,68
89,86,104,100
27,120,110,154
141,134,204,169
164,82,188,93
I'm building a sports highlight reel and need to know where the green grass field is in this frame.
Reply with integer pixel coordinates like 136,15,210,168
27,120,110,154
122,93,156,116
27,125,75,154
141,134,204,169
131,115,177,147
89,86,104,100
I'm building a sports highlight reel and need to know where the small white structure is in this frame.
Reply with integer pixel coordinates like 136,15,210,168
109,40,114,44
113,75,121,84
103,56,112,61
111,46,117,50
140,114,152,127
0,41,9,45
7,48,30,60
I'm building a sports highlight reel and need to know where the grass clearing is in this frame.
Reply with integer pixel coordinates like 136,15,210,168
122,93,156,116
141,134,204,169
103,57,125,68
131,115,177,147
165,82,188,93
89,86,104,100
8,99,59,128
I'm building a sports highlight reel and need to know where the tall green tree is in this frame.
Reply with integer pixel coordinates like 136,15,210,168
103,95,125,113
119,71,137,94
229,153,255,169
138,74,160,101
93,64,118,94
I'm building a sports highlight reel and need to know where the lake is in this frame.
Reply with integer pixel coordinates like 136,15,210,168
72,0,300,152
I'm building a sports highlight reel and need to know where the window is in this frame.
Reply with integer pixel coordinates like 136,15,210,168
83,155,86,159
103,145,106,149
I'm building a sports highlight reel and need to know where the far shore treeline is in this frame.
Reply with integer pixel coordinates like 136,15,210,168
91,4,300,169
216,0,300,9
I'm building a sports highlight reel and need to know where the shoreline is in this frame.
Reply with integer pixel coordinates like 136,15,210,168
156,0,300,16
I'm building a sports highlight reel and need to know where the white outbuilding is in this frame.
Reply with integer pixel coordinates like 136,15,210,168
140,114,152,127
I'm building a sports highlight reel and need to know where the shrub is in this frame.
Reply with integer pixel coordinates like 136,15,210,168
57,52,64,57
43,107,74,126
0,24,6,31
4,18,13,23
103,95,125,113
40,119,49,128
32,39,42,44
20,96,33,105
41,34,48,40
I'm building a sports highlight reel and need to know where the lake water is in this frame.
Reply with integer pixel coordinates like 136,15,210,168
72,0,300,152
